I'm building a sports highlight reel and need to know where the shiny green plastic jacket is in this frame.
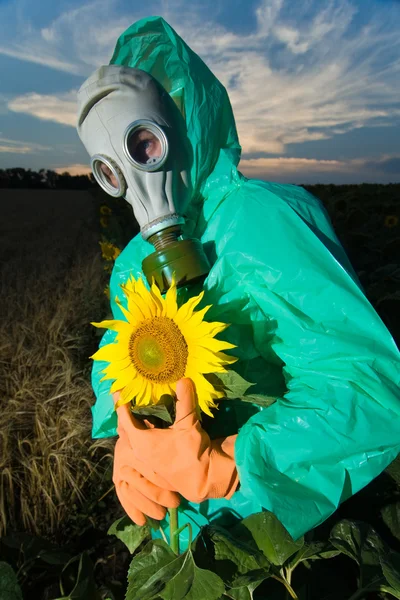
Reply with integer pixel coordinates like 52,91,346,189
91,16,400,543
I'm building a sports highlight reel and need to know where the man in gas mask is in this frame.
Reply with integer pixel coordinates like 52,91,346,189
76,17,400,543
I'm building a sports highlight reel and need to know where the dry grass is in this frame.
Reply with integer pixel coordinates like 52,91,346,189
0,191,115,539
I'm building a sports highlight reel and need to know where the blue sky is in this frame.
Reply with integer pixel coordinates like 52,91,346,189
0,0,399,184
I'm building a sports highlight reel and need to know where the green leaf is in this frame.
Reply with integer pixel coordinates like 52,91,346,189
208,526,270,576
381,552,400,592
208,372,277,408
38,549,71,565
382,503,400,543
160,549,225,600
60,552,100,600
0,562,23,600
125,541,225,600
330,520,386,564
330,519,387,587
223,580,263,600
146,517,161,531
125,539,177,600
108,516,150,554
381,585,400,599
385,455,400,485
240,512,304,566
132,402,173,425
236,394,277,408
209,371,255,398
229,572,270,588
287,541,341,569
1,532,68,565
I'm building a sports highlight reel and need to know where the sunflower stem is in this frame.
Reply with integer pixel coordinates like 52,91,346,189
169,508,179,554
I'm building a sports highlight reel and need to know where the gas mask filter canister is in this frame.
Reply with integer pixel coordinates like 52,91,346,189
76,65,210,292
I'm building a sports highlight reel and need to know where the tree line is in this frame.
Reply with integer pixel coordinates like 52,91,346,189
1,168,399,199
0,168,95,190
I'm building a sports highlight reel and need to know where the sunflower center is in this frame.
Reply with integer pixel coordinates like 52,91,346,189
129,317,188,382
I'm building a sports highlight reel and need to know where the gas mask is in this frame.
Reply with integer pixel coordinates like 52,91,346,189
76,65,209,292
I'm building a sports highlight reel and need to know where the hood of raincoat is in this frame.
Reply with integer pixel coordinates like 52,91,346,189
109,16,242,229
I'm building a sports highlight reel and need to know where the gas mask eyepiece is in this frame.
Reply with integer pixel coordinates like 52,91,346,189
91,155,126,197
124,120,168,171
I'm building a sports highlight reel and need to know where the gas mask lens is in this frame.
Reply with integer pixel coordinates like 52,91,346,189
91,155,126,197
124,121,168,171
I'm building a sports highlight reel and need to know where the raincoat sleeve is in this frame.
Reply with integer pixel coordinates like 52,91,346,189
91,328,118,438
222,180,400,540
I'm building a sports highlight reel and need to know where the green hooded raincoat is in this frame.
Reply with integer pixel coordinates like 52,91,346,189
91,16,400,545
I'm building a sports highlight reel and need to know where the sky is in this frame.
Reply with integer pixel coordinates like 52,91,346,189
0,0,399,184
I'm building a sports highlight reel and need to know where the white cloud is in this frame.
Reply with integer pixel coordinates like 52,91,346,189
8,92,77,126
0,46,83,74
274,26,310,55
54,163,91,175
0,145,34,154
239,154,400,183
240,156,353,177
176,0,400,154
1,0,399,159
0,137,51,154
0,0,140,76
255,0,284,37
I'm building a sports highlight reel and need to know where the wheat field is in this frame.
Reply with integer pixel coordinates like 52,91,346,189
0,189,114,539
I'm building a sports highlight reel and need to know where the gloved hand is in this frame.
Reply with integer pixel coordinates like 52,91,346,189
113,378,239,507
113,418,180,526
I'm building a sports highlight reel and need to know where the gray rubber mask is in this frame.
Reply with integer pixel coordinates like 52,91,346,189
76,65,209,292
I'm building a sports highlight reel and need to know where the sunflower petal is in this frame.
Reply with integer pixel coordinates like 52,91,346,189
115,298,135,323
136,379,153,406
177,318,228,343
150,279,164,313
175,291,204,322
188,336,236,354
197,321,230,337
163,275,178,318
186,356,226,374
118,377,143,405
100,358,135,381
215,351,238,364
123,276,136,293
91,319,132,332
135,276,160,316
190,373,219,417
131,377,148,406
110,378,124,393
91,343,127,363
185,305,212,328
107,366,137,388
120,286,148,321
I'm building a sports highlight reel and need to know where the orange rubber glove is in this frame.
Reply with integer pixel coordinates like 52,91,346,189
113,419,180,526
113,378,239,508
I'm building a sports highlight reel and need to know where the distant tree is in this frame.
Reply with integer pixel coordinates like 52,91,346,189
0,168,95,190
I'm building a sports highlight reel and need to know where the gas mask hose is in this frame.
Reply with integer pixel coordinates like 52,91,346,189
142,225,210,293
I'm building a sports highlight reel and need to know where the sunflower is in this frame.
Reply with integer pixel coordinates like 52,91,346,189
100,205,112,215
91,276,236,416
99,241,121,261
384,215,399,228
